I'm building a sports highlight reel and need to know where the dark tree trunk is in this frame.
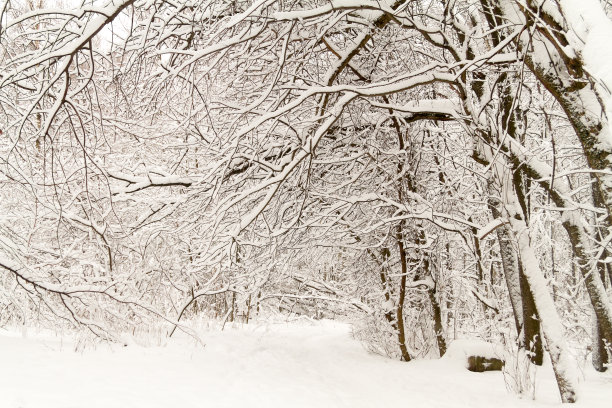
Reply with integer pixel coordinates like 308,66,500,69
395,229,412,362
490,198,524,336
519,260,543,365
428,289,447,357
418,232,447,357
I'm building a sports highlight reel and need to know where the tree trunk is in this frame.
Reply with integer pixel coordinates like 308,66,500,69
418,231,447,357
478,133,577,401
519,260,543,365
562,218,612,371
395,229,412,362
490,198,543,365
373,248,398,330
592,314,610,372
491,201,524,335
428,289,447,357
509,215,578,403
497,130,612,373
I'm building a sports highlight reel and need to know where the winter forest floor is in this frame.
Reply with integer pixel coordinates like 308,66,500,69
1,319,611,408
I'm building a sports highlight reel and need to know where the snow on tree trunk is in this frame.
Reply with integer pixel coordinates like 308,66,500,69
518,260,543,366
490,177,544,365
480,137,578,401
502,127,612,371
489,199,524,335
507,214,578,403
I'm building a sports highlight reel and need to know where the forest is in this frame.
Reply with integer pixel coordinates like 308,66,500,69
1,0,612,405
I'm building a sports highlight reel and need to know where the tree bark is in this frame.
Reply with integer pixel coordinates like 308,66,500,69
519,260,543,365
508,215,578,403
395,228,412,362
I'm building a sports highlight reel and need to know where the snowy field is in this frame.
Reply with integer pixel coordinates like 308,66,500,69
1,320,611,408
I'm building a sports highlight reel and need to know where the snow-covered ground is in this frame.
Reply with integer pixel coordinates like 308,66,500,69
1,320,610,408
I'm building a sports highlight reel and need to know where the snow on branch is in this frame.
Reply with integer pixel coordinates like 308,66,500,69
108,170,193,194
477,218,507,240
